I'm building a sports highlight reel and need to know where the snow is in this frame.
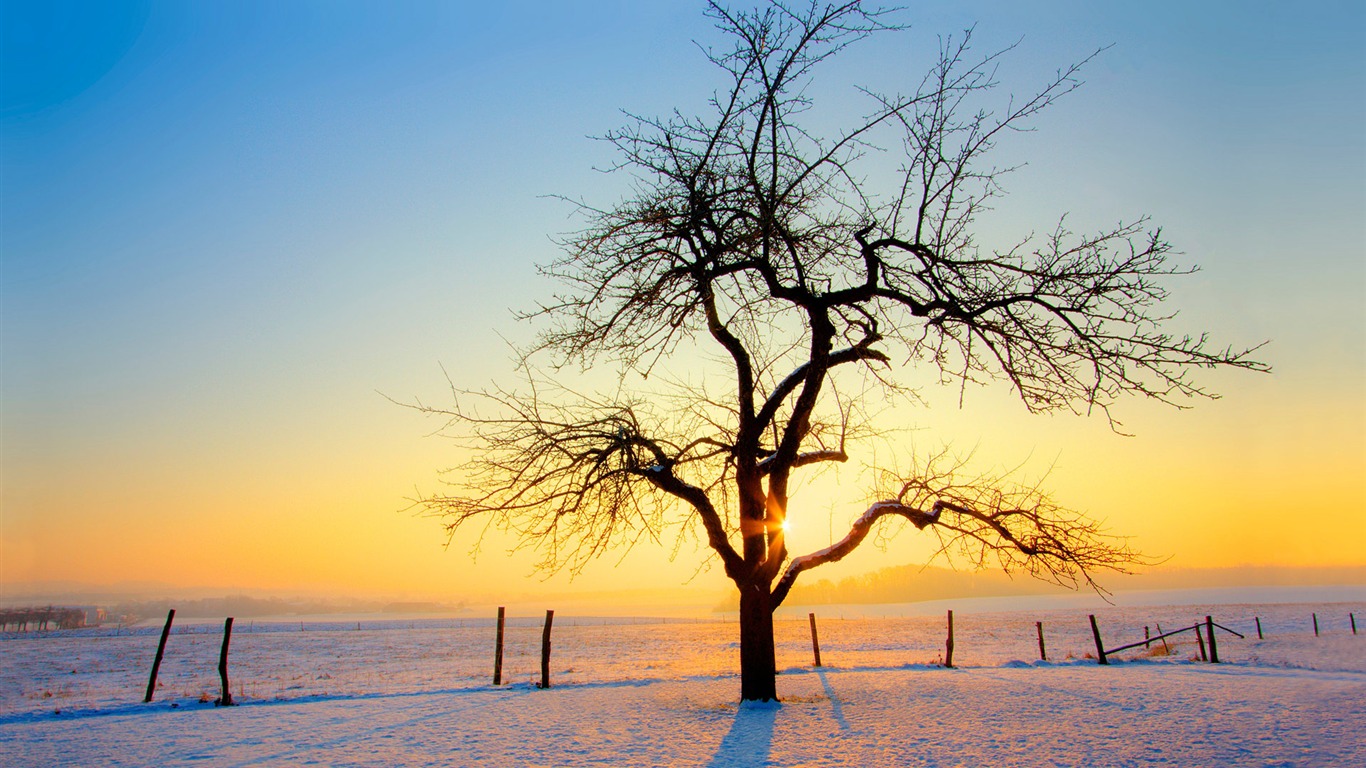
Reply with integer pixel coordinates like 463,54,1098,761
2,596,1363,766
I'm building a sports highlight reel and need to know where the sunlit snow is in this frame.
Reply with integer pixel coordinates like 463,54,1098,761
2,593,1362,766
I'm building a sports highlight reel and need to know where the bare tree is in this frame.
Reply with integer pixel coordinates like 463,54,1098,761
416,1,1265,701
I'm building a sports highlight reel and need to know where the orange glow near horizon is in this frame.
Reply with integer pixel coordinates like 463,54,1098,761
2,2,1363,607
4,363,1363,605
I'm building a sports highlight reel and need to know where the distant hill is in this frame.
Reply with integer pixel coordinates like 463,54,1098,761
9,564,1362,620
764,563,1366,608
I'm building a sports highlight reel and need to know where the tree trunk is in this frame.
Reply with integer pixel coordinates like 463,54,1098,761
738,581,777,701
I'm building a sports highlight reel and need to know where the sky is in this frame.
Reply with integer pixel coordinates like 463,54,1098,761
2,0,1364,609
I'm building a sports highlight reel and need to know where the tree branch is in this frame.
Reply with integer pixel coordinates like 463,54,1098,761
771,451,1145,609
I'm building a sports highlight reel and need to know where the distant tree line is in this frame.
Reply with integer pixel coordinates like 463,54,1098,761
103,596,467,624
0,607,89,631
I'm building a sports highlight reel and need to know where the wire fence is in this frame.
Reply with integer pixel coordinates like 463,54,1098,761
2,602,1361,715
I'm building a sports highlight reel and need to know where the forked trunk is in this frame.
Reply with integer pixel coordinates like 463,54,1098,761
738,581,777,701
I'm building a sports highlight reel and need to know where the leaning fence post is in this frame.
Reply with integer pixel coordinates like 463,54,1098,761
144,609,176,703
1155,622,1170,655
944,610,955,669
1036,621,1047,661
492,607,505,686
538,610,554,689
1312,613,1319,637
1255,617,1263,640
1205,616,1219,663
1195,623,1208,661
1088,615,1108,665
218,617,235,705
1352,613,1357,635
808,613,822,668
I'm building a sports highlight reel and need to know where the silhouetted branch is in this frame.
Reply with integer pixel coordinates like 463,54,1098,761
410,382,744,579
416,0,1260,616
772,450,1144,607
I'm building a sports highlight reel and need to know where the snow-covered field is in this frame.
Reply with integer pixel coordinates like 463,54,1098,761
2,594,1362,766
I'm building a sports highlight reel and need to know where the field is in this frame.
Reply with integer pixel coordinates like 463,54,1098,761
2,592,1362,766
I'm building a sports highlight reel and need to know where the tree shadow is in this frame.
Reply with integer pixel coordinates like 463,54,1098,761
706,702,779,768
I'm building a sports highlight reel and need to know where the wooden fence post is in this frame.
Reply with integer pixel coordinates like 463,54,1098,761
808,613,822,668
218,617,235,706
144,609,176,703
1088,615,1108,665
1195,623,1207,661
1312,613,1319,637
492,607,505,686
1255,617,1263,640
539,610,554,689
1351,613,1357,635
1155,622,1170,655
944,610,955,669
1036,621,1047,661
1144,626,1151,648
1205,616,1219,663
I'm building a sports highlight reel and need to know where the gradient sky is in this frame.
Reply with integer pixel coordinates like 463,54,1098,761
3,0,1364,606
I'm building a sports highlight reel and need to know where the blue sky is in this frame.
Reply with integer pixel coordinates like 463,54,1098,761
2,1,1363,600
